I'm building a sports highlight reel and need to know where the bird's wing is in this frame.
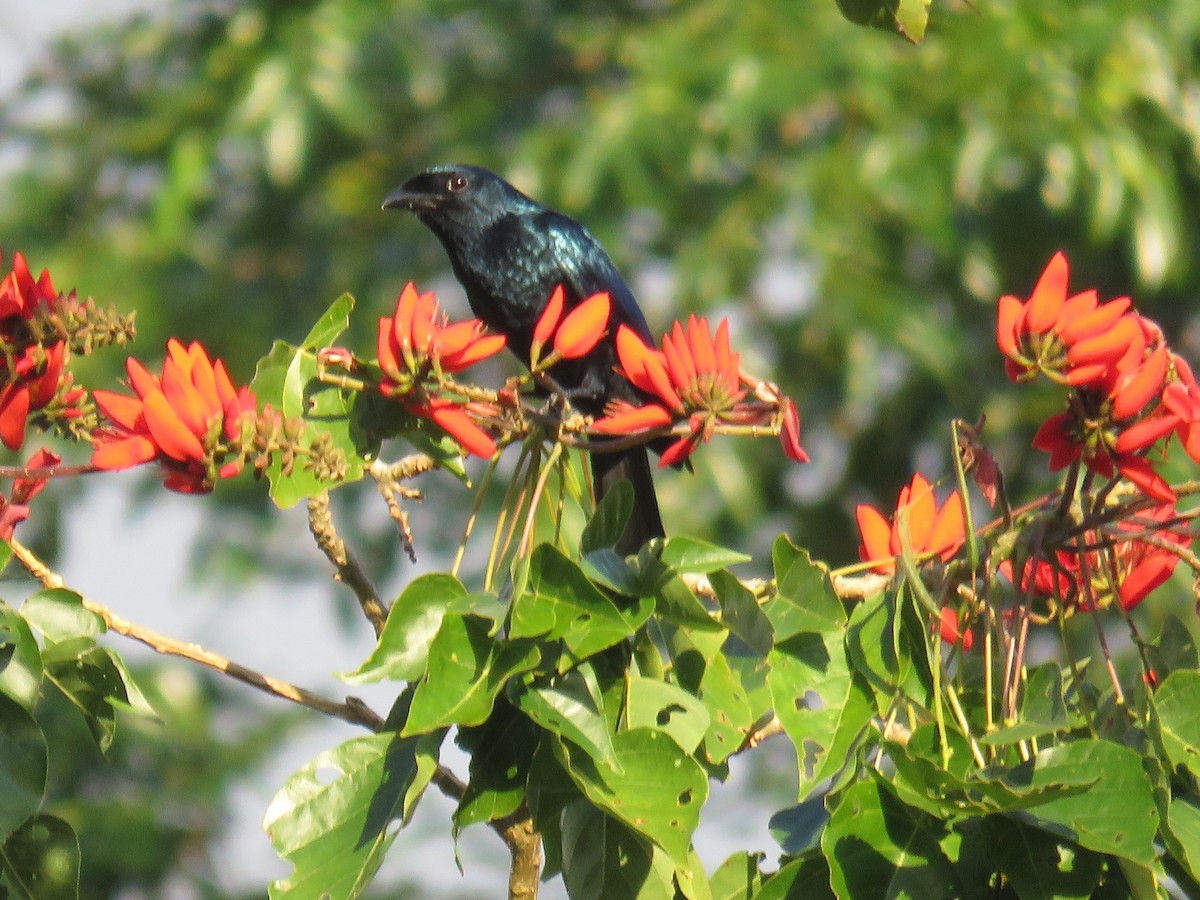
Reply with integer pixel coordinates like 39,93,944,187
543,212,656,345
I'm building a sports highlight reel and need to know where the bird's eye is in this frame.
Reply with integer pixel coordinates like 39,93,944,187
447,175,469,193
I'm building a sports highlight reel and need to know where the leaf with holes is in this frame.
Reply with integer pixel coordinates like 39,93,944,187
265,729,440,899
624,676,710,756
769,632,873,801
981,816,1101,900
556,728,707,868
404,615,540,734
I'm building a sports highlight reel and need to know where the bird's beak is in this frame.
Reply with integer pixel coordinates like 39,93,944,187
381,185,436,212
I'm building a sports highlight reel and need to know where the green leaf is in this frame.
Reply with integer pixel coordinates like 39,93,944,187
756,852,835,900
265,728,441,899
581,549,641,596
509,544,652,661
658,537,750,574
768,536,845,639
624,676,711,756
980,662,1075,745
845,589,924,707
581,479,633,553
1155,670,1200,780
769,633,873,800
823,778,959,898
710,570,773,658
1165,794,1200,883
707,851,764,900
404,615,540,734
694,646,755,765
41,639,128,754
1001,740,1158,865
560,800,677,900
638,550,721,631
0,694,46,841
299,291,354,350
556,728,707,869
454,702,539,829
0,814,80,900
514,664,619,769
981,815,1101,900
0,603,42,711
342,574,493,684
18,590,104,642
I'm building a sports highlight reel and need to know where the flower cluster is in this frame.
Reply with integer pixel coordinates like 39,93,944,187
91,340,260,493
0,251,88,449
593,314,808,466
997,252,1195,503
376,283,506,458
1003,505,1188,613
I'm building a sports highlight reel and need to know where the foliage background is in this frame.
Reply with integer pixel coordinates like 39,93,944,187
3,0,1200,895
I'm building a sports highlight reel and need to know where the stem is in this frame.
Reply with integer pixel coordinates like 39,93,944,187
307,492,387,638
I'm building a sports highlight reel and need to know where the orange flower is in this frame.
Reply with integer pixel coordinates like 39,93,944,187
91,340,257,493
0,250,57,321
408,397,497,459
377,283,505,394
594,316,746,467
855,473,966,575
997,252,1142,387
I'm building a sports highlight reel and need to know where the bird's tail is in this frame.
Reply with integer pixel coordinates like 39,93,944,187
590,446,665,555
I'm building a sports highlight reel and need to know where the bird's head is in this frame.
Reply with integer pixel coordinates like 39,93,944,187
382,164,528,238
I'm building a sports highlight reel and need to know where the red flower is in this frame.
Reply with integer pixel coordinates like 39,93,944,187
938,607,975,651
1005,506,1187,612
0,448,60,542
779,398,809,464
997,252,1144,388
855,473,966,575
529,286,611,367
594,316,746,467
91,340,257,493
0,250,57,321
409,397,497,459
377,283,505,394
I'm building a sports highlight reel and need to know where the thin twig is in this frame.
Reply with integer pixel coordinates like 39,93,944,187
10,537,386,731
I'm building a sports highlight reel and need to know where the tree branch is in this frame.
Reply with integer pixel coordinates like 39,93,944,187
10,537,387,731
306,491,388,638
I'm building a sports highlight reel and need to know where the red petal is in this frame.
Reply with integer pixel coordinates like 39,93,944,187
1057,296,1131,344
143,390,206,462
554,292,610,360
91,435,157,471
855,504,895,574
533,285,565,348
93,389,145,431
592,403,673,435
126,357,160,399
929,491,967,561
1025,252,1069,333
427,403,496,459
996,294,1023,359
0,385,29,451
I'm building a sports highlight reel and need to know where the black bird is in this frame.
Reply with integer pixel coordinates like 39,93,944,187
382,164,664,554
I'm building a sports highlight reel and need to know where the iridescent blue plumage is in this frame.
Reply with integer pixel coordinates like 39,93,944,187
383,164,664,552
